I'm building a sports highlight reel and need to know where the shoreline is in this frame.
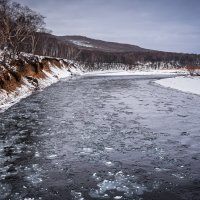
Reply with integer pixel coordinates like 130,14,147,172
84,69,187,76
155,76,200,96
0,63,83,113
0,69,188,113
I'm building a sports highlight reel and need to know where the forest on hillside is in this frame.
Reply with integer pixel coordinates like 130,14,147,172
1,0,200,70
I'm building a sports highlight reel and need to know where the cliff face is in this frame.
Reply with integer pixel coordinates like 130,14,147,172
0,52,82,111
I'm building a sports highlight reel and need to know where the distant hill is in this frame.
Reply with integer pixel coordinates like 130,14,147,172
57,35,151,53
20,33,200,70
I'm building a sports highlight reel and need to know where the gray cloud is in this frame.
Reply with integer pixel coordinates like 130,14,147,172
15,0,200,53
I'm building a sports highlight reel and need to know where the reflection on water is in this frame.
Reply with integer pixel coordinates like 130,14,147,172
0,75,200,200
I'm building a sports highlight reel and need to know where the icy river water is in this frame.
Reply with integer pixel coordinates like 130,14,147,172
0,75,200,200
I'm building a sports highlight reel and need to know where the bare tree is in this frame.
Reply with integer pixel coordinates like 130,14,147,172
0,0,46,58
0,0,9,46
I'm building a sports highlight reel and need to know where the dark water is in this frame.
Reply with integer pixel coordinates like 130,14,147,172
0,75,200,200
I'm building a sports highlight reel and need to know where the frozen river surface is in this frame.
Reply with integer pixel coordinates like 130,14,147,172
0,75,200,200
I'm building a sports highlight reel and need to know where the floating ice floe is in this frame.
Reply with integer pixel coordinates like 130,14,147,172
71,190,85,200
154,167,170,172
46,154,57,159
92,173,102,182
26,174,43,185
89,171,149,198
0,183,11,199
172,173,185,179
104,161,114,167
105,147,114,151
35,152,40,158
114,196,123,199
80,147,94,155
24,198,35,200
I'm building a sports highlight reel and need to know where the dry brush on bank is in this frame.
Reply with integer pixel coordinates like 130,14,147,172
186,64,200,76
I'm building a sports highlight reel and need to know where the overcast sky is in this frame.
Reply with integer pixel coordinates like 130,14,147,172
15,0,200,54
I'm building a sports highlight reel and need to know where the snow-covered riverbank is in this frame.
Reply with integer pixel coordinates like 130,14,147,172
0,56,83,113
0,53,190,113
155,76,200,95
84,69,187,76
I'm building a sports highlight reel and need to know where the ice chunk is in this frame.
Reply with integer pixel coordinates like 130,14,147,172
172,173,184,179
105,147,114,151
89,171,149,198
104,161,114,167
114,196,123,199
47,154,57,159
71,190,84,200
0,183,11,199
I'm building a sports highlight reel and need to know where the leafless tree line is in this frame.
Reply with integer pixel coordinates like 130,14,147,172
0,0,200,73
0,0,48,60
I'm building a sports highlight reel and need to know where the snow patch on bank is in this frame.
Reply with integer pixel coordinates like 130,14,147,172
39,65,72,88
70,40,95,48
0,78,35,112
0,63,81,113
155,76,200,95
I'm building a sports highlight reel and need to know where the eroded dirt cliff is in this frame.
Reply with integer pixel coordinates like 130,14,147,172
0,53,82,109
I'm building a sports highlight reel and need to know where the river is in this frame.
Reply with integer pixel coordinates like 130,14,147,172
0,75,200,200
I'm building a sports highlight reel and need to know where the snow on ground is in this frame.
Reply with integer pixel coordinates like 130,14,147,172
70,40,95,48
84,69,188,76
0,78,35,112
155,76,200,95
39,65,72,88
0,63,81,113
